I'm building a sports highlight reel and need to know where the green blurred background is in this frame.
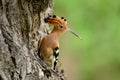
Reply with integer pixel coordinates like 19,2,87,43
53,0,120,80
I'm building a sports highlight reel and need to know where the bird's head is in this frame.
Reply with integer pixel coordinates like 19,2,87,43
44,15,82,40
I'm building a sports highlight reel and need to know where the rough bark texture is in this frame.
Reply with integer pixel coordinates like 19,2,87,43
0,0,65,80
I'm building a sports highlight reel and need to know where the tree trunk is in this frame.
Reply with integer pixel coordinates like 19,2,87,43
0,0,65,80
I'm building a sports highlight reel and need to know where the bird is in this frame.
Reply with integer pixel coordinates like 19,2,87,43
38,15,82,70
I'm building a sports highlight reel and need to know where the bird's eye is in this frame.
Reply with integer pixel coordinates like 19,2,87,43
59,25,63,28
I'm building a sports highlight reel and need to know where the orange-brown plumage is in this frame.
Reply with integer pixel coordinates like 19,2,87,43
39,33,59,60
38,15,82,70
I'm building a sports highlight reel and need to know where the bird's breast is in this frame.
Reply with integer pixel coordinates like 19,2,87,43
40,37,59,60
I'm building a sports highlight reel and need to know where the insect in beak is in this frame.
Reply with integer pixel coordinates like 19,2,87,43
67,28,83,40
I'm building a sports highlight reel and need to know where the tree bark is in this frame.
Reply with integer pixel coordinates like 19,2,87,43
0,0,65,80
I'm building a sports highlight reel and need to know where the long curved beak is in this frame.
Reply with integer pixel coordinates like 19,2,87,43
67,28,83,40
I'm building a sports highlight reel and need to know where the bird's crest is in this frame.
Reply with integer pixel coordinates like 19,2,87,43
44,15,68,34
44,15,67,25
44,15,83,40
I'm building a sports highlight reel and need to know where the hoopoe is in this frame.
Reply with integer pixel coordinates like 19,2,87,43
38,15,82,70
